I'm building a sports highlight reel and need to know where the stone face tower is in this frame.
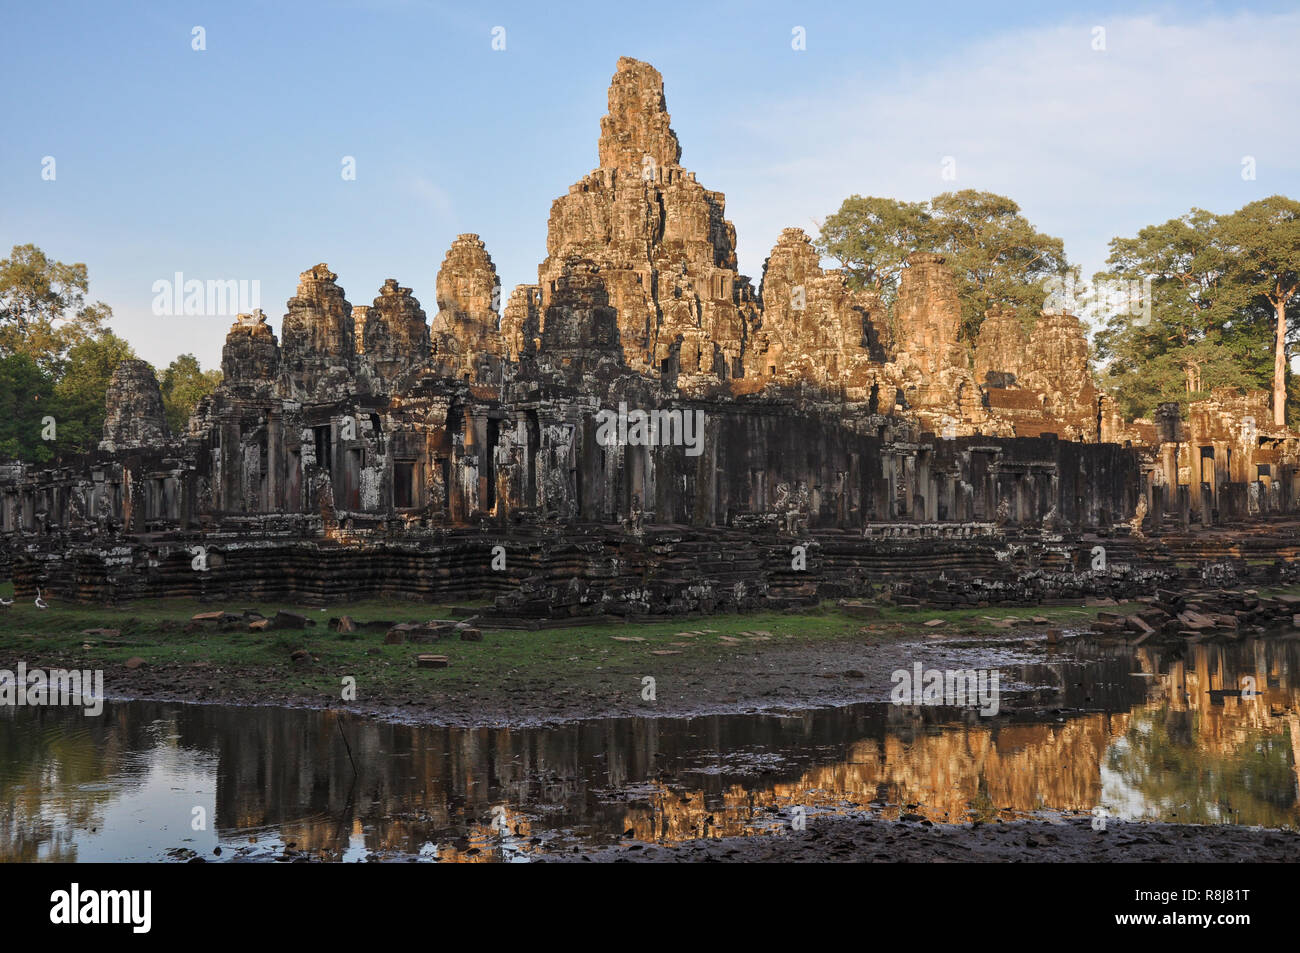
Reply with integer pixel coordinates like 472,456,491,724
751,227,884,385
534,56,756,386
100,359,170,451
1021,310,1099,437
278,264,355,398
537,257,623,379
431,234,505,381
221,309,280,392
894,252,965,376
973,305,1027,386
597,58,682,173
362,279,430,385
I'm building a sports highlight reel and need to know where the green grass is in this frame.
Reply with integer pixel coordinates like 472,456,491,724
9,580,1284,704
0,581,878,693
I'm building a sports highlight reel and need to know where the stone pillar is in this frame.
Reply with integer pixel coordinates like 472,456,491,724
266,414,281,510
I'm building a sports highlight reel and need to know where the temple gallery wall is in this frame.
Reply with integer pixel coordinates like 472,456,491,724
3,58,1298,612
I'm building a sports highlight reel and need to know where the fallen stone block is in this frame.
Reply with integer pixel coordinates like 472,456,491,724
1128,616,1156,636
271,611,309,630
416,654,449,669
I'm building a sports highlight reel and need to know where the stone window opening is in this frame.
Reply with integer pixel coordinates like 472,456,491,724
314,425,333,474
394,461,417,509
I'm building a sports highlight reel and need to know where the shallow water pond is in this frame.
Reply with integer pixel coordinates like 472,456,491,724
1,635,1296,861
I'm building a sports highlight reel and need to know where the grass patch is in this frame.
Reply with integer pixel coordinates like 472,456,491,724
6,580,1289,704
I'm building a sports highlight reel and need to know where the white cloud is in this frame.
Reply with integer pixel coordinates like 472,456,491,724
723,11,1300,290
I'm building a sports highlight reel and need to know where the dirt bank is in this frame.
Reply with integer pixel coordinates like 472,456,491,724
543,814,1300,862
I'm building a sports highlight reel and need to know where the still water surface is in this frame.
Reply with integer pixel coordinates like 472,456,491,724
1,637,1296,861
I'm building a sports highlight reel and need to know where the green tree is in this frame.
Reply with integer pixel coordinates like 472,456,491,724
1093,205,1289,421
0,244,111,373
0,354,57,463
53,332,137,454
1217,196,1300,426
816,196,931,302
159,354,222,434
817,190,1070,340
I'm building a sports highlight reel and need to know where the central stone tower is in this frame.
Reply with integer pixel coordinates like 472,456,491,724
533,57,757,389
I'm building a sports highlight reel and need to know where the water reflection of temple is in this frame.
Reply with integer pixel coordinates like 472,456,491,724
0,637,1296,861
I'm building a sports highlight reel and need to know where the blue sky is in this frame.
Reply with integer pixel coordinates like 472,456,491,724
3,0,1297,370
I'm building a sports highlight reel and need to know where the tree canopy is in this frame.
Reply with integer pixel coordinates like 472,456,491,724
160,354,223,434
0,243,111,374
1093,198,1300,423
0,244,222,462
53,332,139,454
816,190,1070,340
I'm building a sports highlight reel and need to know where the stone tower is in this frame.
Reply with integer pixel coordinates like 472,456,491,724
751,227,884,385
432,234,505,382
972,305,1027,386
221,309,280,394
361,279,430,385
100,359,170,451
894,252,966,376
536,57,756,386
278,264,355,399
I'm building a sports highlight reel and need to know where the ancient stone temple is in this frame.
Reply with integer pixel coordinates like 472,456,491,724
3,56,1299,611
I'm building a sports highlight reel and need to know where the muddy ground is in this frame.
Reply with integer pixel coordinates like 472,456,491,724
544,814,1300,862
0,627,1052,727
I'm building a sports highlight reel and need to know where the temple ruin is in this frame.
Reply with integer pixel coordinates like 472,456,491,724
3,57,1299,612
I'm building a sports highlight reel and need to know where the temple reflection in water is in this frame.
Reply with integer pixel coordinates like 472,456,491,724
1,637,1297,861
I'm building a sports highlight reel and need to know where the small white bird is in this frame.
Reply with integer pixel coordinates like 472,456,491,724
34,588,48,610
0,596,12,608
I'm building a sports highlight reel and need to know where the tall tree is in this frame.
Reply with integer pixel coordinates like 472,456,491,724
0,244,111,373
0,354,57,463
159,354,222,434
1093,203,1297,421
925,190,1070,340
816,196,931,304
816,190,1069,340
1218,197,1300,425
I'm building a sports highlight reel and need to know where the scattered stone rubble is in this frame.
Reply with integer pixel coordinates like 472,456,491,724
1087,582,1300,643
